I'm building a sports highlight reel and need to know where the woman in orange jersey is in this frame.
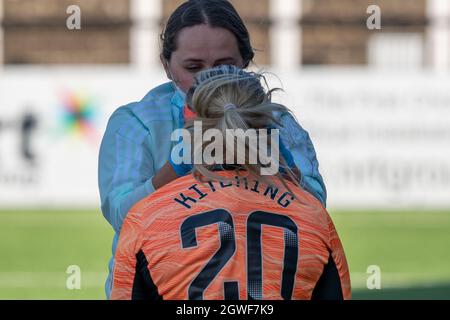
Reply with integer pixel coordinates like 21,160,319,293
111,65,351,300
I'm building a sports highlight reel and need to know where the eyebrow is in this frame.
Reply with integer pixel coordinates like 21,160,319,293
183,58,236,64
215,58,236,64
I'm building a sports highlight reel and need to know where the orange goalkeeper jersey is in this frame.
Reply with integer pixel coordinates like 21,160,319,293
111,171,351,300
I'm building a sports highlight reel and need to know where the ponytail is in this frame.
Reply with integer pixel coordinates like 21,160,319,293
185,65,301,197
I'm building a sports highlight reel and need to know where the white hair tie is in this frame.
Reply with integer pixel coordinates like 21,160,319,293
224,103,237,111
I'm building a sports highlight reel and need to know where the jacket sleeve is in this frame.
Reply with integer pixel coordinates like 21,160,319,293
278,112,327,207
110,211,143,300
98,106,156,234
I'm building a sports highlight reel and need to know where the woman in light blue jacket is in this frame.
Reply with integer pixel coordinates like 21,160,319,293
98,0,326,299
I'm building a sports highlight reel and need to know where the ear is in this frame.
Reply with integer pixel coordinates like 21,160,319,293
160,54,171,80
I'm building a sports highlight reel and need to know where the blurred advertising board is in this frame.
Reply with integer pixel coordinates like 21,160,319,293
0,67,449,209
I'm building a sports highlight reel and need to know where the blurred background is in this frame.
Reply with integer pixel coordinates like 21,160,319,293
0,0,449,299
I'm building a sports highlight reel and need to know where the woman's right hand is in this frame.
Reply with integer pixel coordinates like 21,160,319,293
152,145,193,191
169,156,193,177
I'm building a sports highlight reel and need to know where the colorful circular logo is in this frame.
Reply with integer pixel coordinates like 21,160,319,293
59,91,99,144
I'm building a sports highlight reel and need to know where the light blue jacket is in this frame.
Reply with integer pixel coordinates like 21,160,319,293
98,82,327,298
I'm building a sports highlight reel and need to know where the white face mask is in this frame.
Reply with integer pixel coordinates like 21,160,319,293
173,83,186,101
168,68,187,105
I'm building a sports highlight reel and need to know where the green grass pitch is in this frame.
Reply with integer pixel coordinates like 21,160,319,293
0,209,449,299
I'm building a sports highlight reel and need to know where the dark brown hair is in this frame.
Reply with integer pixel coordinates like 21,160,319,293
160,0,254,68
